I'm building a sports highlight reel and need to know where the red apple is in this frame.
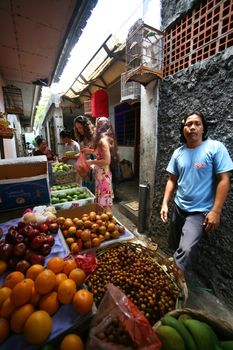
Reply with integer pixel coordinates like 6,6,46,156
27,228,40,241
45,218,56,226
14,234,25,244
49,222,59,234
19,224,34,237
38,223,49,234
24,248,33,260
39,243,51,256
8,256,21,270
46,235,55,247
28,253,45,265
5,230,18,244
31,236,44,250
17,221,26,230
16,260,30,274
0,243,13,261
13,242,27,257
8,226,18,234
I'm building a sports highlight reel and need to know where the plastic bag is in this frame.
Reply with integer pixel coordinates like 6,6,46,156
87,283,161,350
74,250,97,280
76,151,90,178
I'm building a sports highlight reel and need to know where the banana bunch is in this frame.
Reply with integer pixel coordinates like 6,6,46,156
156,314,233,350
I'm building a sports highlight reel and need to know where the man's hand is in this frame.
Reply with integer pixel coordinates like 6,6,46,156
160,203,169,223
203,211,221,231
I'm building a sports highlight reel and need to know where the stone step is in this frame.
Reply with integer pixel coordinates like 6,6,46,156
119,201,138,226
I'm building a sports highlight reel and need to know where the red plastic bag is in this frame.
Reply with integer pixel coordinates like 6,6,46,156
74,251,97,280
87,283,161,350
76,151,90,178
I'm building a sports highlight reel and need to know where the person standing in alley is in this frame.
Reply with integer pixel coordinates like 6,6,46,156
59,130,80,165
33,136,56,161
160,111,233,273
59,129,82,186
74,115,95,192
84,117,119,212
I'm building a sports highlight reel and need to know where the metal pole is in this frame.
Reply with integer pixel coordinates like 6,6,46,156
138,184,149,233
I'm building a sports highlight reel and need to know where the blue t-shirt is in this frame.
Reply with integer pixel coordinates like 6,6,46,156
167,139,233,212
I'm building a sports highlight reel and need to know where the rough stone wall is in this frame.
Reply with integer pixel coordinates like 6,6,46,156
161,0,202,29
149,47,233,308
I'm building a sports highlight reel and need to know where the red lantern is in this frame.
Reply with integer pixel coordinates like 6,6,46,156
91,89,109,117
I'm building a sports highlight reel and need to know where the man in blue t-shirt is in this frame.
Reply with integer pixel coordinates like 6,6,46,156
160,111,233,272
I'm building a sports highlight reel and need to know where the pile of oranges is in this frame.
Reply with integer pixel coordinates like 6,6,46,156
0,256,93,346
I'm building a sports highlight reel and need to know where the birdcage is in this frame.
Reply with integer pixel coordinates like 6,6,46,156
125,19,164,85
121,72,141,102
83,99,92,116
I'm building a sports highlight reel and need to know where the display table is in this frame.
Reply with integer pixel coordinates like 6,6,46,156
0,217,92,350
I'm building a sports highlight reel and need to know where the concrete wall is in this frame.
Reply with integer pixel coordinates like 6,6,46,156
149,41,233,311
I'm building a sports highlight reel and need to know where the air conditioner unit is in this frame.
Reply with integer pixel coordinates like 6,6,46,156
121,72,141,102
83,100,92,115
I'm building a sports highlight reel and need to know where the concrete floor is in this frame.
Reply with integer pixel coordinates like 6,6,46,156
112,177,139,233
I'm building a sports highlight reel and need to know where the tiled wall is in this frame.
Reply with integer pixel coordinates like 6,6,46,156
164,0,233,76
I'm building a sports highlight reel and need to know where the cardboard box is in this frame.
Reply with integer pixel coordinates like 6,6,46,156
57,203,104,218
57,203,135,252
0,156,50,212
51,187,95,210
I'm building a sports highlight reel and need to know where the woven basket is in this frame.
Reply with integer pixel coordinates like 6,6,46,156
153,307,233,341
96,242,188,307
0,128,14,139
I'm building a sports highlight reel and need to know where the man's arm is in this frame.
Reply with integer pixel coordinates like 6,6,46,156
204,172,231,231
160,174,177,223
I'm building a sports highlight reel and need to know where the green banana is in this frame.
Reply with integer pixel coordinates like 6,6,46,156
161,315,197,350
178,313,192,322
220,340,233,350
156,325,186,350
183,319,217,350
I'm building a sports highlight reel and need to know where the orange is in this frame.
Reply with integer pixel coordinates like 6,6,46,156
60,333,84,350
63,259,77,276
24,310,52,345
57,279,76,304
39,291,60,315
10,278,34,307
34,269,56,295
0,287,12,307
0,297,16,319
26,264,44,280
47,257,65,274
54,273,68,291
69,268,86,288
29,286,41,306
10,303,35,333
0,261,7,276
0,318,10,344
73,289,93,315
3,271,24,289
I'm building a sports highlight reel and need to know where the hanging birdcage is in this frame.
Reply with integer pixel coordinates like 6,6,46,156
121,72,141,102
126,19,164,86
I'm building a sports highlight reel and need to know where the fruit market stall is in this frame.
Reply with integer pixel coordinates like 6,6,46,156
1,201,233,349
0,207,95,349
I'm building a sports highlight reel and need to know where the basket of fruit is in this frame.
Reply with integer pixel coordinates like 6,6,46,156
153,307,233,350
86,242,188,327
52,163,76,185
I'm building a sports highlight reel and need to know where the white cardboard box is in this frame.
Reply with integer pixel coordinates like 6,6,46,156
0,156,50,212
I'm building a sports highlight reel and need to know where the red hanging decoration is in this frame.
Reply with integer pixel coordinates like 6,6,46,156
91,89,109,117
